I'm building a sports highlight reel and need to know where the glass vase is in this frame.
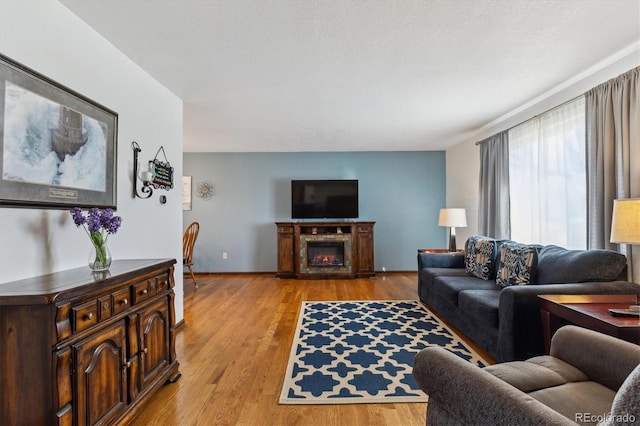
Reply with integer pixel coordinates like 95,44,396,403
88,242,112,271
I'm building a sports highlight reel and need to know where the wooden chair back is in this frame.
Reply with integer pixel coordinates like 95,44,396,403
183,222,200,267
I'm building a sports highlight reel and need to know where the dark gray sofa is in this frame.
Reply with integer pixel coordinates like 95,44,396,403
417,236,640,361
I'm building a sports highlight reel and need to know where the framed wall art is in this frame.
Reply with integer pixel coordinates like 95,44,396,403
182,176,192,211
0,54,118,209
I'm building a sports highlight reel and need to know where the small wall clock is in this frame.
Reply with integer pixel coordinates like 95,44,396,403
196,181,214,200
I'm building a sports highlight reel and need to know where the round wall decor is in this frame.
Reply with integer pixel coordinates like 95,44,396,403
197,181,214,200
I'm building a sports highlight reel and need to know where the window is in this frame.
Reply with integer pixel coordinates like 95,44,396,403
508,97,586,249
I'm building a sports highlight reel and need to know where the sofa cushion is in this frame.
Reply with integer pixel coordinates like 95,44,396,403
433,275,497,306
458,289,500,328
421,268,469,286
529,382,616,425
525,355,589,383
465,236,505,280
536,245,627,284
484,361,568,393
496,242,540,287
419,267,468,303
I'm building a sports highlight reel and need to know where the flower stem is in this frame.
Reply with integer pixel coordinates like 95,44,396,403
90,232,108,268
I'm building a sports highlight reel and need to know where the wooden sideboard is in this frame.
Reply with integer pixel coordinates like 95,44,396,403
276,221,375,279
0,259,180,426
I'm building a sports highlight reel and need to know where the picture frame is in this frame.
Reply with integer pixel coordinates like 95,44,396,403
182,176,192,211
0,53,118,209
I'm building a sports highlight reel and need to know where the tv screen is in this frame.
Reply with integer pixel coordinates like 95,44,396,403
291,180,359,219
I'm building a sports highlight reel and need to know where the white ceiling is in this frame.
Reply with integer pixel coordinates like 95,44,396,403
60,0,640,152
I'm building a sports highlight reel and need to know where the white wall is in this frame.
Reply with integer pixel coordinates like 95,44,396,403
0,1,185,320
446,45,640,277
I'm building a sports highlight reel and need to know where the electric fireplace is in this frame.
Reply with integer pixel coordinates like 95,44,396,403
299,234,352,275
307,242,345,266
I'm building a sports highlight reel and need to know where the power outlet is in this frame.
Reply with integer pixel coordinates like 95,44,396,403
222,252,228,260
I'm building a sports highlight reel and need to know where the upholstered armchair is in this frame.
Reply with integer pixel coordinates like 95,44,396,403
413,325,640,425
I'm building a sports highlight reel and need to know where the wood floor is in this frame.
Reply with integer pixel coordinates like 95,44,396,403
128,272,485,426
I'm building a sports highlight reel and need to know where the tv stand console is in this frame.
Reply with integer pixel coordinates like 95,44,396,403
275,221,375,279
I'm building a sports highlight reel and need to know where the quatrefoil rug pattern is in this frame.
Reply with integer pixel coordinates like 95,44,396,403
279,300,487,404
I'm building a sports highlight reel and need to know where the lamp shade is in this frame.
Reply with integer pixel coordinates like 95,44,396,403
610,198,640,244
438,208,467,228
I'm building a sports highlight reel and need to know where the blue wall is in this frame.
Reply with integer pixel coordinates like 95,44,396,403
183,151,446,272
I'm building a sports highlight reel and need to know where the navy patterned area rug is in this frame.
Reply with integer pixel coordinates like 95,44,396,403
279,300,487,404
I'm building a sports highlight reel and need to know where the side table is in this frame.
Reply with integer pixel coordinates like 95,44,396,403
538,294,640,354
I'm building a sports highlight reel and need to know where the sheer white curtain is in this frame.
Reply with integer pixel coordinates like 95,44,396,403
508,97,586,248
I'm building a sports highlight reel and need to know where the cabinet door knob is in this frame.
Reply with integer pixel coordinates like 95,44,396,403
143,347,148,354
124,361,131,368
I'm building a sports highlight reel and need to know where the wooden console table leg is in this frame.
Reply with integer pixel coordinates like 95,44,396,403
540,309,566,354
540,309,552,354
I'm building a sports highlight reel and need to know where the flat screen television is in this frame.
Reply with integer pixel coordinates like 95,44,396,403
291,179,359,219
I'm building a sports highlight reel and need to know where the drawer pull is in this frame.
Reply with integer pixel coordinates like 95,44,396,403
124,361,131,368
142,289,148,295
103,303,110,310
84,312,94,320
143,347,148,354
121,298,128,306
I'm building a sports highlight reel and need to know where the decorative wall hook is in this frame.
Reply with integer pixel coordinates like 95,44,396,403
132,141,153,199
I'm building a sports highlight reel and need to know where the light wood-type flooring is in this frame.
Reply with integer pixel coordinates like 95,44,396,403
129,272,493,426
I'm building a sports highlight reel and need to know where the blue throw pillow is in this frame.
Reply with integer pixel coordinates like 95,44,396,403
495,242,540,287
465,236,503,280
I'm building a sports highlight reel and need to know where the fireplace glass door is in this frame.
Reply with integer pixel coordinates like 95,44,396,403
307,242,345,267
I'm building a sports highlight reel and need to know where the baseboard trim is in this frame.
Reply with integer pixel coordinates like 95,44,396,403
185,270,415,275
186,271,275,277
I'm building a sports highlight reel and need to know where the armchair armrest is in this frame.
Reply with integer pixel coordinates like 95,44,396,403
550,325,640,391
413,347,574,425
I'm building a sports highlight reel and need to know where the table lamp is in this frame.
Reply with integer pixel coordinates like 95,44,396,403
610,198,640,281
439,208,467,252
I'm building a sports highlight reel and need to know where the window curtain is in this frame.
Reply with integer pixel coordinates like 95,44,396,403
478,131,510,239
586,67,640,268
508,97,586,248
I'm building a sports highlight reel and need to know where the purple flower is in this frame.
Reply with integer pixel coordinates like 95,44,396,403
69,207,122,239
87,208,102,234
70,207,86,226
105,215,122,234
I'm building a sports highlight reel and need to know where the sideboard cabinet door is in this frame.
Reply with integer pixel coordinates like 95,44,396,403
73,321,128,426
137,297,171,390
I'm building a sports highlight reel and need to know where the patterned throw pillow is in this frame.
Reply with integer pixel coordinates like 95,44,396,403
465,236,501,280
495,242,539,287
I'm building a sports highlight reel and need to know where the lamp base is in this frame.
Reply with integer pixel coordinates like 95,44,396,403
448,227,457,252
